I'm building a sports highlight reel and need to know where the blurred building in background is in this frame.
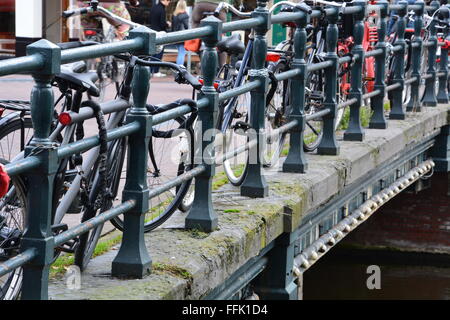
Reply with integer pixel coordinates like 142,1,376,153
0,0,284,58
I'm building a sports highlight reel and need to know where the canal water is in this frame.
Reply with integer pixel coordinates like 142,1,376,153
303,173,450,300
303,244,450,300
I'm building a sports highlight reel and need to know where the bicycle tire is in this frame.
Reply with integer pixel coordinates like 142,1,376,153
0,158,27,300
264,60,289,167
110,116,195,233
74,138,124,271
0,117,33,162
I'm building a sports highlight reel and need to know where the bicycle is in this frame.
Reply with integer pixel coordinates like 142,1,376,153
265,0,349,155
0,3,202,299
63,0,138,101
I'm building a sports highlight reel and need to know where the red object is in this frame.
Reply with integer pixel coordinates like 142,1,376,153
266,52,281,62
405,28,415,33
0,107,4,117
184,39,202,52
84,30,97,36
59,112,72,126
282,22,296,28
198,78,219,89
0,164,10,198
0,0,14,12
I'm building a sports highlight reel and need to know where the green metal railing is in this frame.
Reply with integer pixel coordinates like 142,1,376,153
0,0,449,300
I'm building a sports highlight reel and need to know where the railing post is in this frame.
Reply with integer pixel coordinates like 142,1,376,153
253,232,297,300
344,0,366,141
389,0,408,120
370,0,389,129
437,2,450,103
185,17,222,231
282,4,310,173
112,27,156,278
407,0,425,112
317,6,340,155
422,1,440,106
20,40,60,300
240,0,270,197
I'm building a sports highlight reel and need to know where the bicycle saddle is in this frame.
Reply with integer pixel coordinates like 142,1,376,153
217,34,245,56
55,71,100,97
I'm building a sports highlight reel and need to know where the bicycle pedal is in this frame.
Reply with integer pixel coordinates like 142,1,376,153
51,223,68,235
57,238,79,254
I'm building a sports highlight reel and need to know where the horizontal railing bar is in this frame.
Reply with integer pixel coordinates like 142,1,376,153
423,41,434,47
306,108,331,120
274,69,301,82
338,55,352,65
337,98,358,110
438,41,445,46
391,45,403,53
62,99,130,125
412,42,421,48
223,17,264,33
5,155,41,177
0,248,36,278
341,6,363,15
54,200,136,246
307,60,333,72
57,121,140,159
0,54,44,77
156,26,212,45
216,120,298,165
365,49,383,58
61,38,142,64
148,165,205,199
218,80,261,103
436,72,446,77
422,73,433,80
270,11,303,25
386,82,401,92
390,4,408,11
425,5,438,11
152,97,209,126
404,76,418,85
362,89,382,100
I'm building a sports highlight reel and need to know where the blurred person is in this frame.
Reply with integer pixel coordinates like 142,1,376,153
191,0,226,28
149,0,172,76
172,0,190,66
75,0,140,40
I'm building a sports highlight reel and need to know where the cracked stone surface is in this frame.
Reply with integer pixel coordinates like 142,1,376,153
48,105,450,300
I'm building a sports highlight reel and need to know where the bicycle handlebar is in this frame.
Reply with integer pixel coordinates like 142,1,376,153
114,54,202,90
62,7,91,18
62,1,140,29
214,2,252,18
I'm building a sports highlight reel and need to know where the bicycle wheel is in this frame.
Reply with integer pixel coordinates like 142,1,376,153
0,116,33,162
0,159,27,300
222,91,251,186
304,59,325,152
264,61,289,168
110,116,194,232
74,136,126,271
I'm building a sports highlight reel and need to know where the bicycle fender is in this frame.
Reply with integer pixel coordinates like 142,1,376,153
0,111,26,128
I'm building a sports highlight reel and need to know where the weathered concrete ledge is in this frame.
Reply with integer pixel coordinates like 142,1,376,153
49,105,450,299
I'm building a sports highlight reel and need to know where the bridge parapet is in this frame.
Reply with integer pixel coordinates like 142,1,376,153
49,105,449,300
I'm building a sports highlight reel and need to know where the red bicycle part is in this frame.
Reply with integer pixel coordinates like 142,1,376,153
0,164,10,198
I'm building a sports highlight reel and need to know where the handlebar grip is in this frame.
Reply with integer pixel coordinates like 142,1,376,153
214,2,225,18
181,69,202,90
62,7,89,18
